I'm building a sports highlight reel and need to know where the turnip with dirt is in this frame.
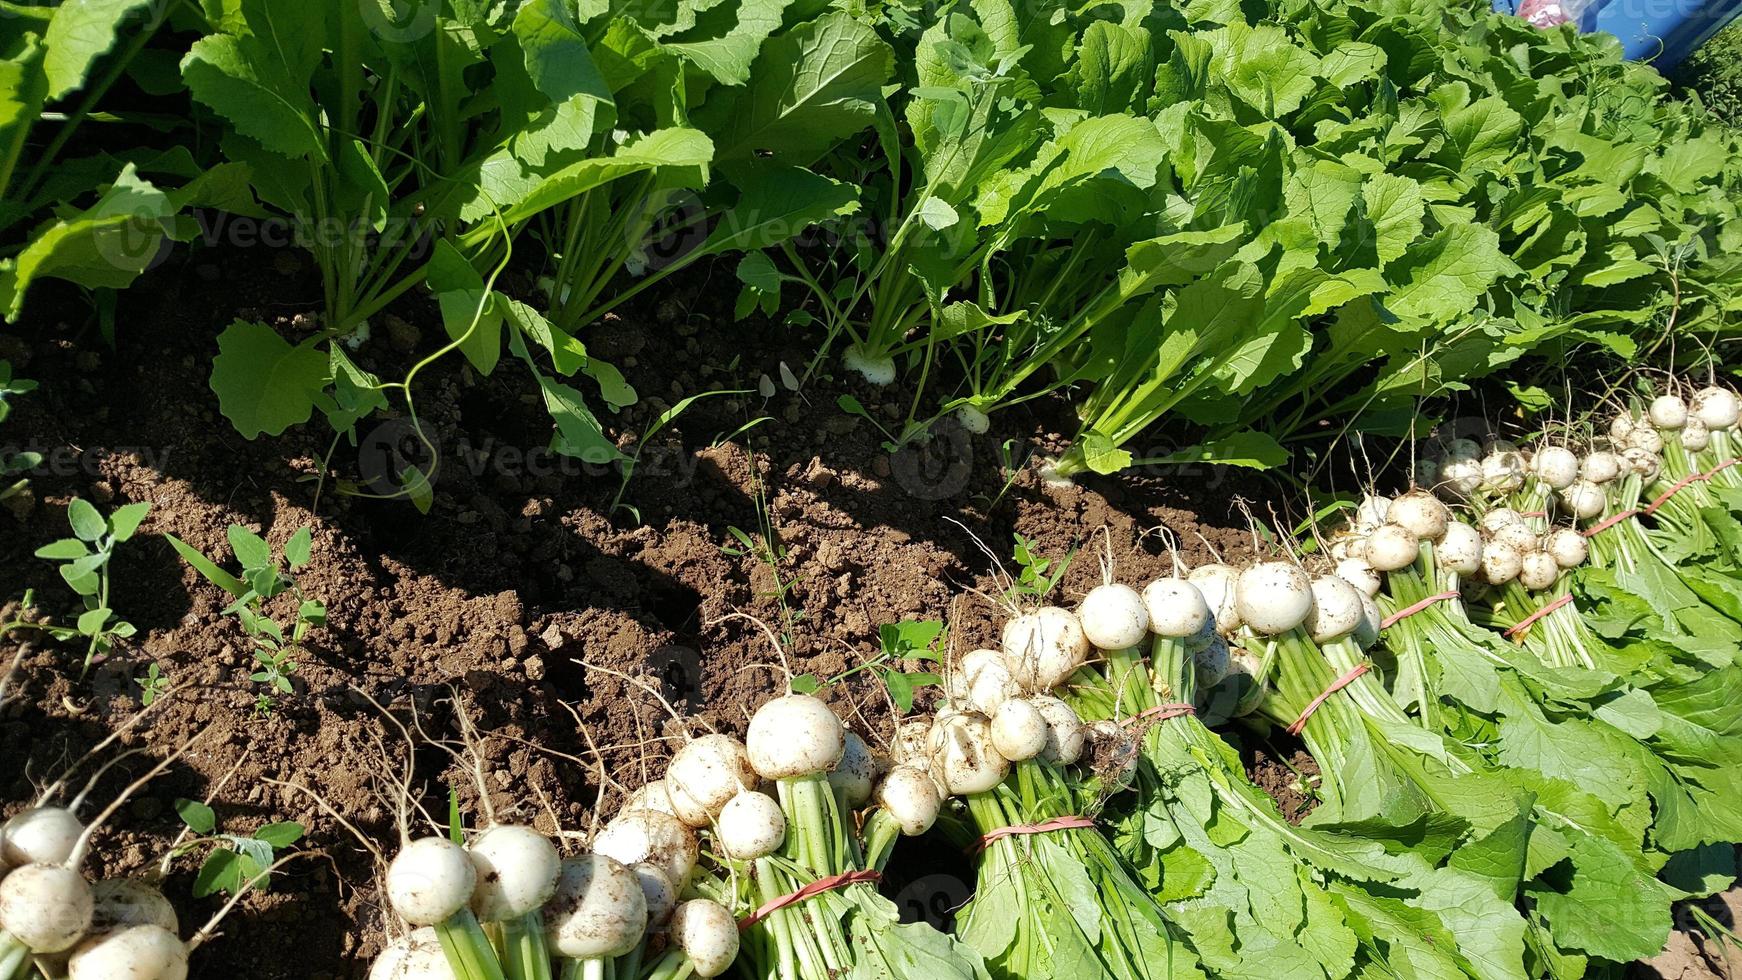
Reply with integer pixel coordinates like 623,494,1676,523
1649,395,1687,429
828,732,877,808
1142,578,1212,638
1306,575,1362,645
666,900,738,978
1364,524,1420,573
1546,529,1588,569
0,863,93,955
591,809,698,888
1334,558,1382,598
0,806,83,868
1078,583,1148,650
543,853,647,965
1236,562,1314,635
1389,491,1448,541
369,928,453,980
68,924,189,980
950,648,1018,715
1692,386,1739,429
1561,480,1607,519
1532,446,1580,489
875,766,941,838
716,791,786,861
665,734,758,829
1581,451,1623,485
928,710,1009,795
1001,607,1090,691
1187,563,1243,632
1437,522,1483,576
989,698,1048,762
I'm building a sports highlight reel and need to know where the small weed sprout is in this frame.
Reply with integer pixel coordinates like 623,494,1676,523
165,524,326,711
169,799,305,898
17,498,151,673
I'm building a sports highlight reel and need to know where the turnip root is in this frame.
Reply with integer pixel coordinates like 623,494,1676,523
1364,524,1420,572
1142,579,1212,638
68,924,189,980
1519,551,1559,591
928,711,1009,795
1481,542,1523,585
1546,529,1588,569
1691,386,1740,429
1682,419,1711,452
951,648,1018,714
467,824,561,923
666,734,758,829
0,807,83,868
1334,558,1382,598
385,838,476,928
1437,522,1483,576
632,863,677,927
623,780,679,818
1560,481,1607,519
1001,607,1091,691
1028,695,1086,766
1649,395,1687,429
843,347,897,385
1581,452,1622,485
746,694,846,779
1235,562,1313,635
989,699,1048,762
1306,576,1362,644
591,809,698,887
0,863,94,953
1187,564,1243,632
544,854,647,959
88,879,178,936
878,766,943,836
1531,446,1580,489
715,791,786,861
1078,583,1149,650
829,732,877,807
1389,491,1448,540
669,899,739,978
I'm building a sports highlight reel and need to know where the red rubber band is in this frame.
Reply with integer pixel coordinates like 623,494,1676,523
1503,594,1573,640
1518,511,1548,519
1582,509,1639,538
738,870,881,930
972,816,1098,853
1287,663,1372,736
1380,591,1459,630
1123,703,1197,727
1707,458,1740,479
1643,472,1707,515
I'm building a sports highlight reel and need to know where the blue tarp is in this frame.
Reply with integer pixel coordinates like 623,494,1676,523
1493,0,1742,68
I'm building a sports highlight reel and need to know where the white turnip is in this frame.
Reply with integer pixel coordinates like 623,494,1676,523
1078,583,1148,650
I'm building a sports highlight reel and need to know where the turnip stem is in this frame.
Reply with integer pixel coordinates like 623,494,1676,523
436,908,509,980
500,912,553,980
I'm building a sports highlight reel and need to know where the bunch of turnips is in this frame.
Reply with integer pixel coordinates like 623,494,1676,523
368,384,1742,979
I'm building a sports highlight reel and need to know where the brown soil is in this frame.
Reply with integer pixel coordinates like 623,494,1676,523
0,241,1277,978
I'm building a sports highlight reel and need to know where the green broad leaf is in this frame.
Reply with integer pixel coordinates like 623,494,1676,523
1202,21,1321,117
1437,97,1523,173
400,465,434,515
192,848,241,899
582,359,637,410
66,498,106,542
975,114,1169,228
915,196,959,230
77,607,111,635
882,671,940,714
427,241,502,377
880,620,945,656
283,527,312,570
0,164,175,320
707,11,892,166
164,533,249,598
1648,136,1727,194
1153,431,1288,470
511,0,611,105
181,33,323,161
1318,41,1387,87
253,821,304,848
42,0,155,101
1385,225,1515,323
536,372,626,465
324,346,387,435
1283,158,1362,246
1527,833,1675,963
500,297,586,377
1117,225,1248,299
1361,173,1425,267
175,798,217,834
700,165,858,255
60,564,100,597
107,502,150,542
790,673,820,694
208,320,329,440
1072,21,1156,116
665,0,793,86
34,538,90,560
1077,431,1133,475
477,127,713,226
226,525,272,573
